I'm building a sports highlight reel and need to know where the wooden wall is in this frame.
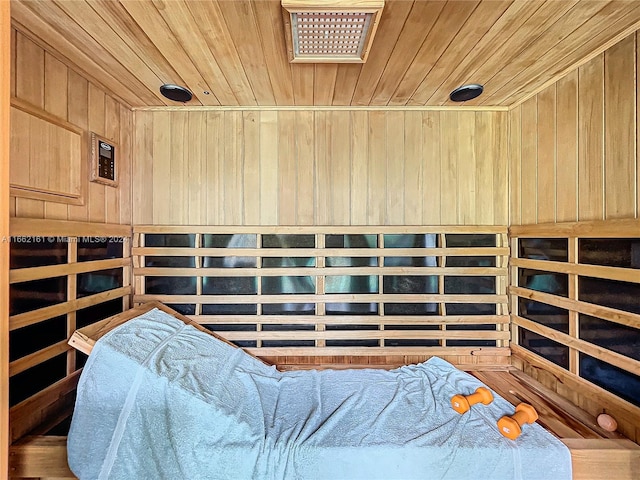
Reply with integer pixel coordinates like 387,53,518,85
9,28,132,225
133,109,508,226
2,1,11,475
509,31,640,225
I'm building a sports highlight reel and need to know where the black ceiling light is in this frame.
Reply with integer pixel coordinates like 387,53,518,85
449,84,484,102
160,84,193,103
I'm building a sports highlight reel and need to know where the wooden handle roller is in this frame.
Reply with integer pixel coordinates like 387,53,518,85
497,403,538,440
451,387,494,414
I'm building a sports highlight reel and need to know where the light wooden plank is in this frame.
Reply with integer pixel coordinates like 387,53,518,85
492,112,509,225
227,111,245,225
351,0,414,106
151,111,171,224
14,0,156,106
394,0,488,106
556,70,579,222
150,0,235,105
243,111,261,225
457,112,477,225
52,0,170,106
136,293,507,305
132,111,152,224
314,111,330,224
295,110,315,225
513,346,640,443
252,0,294,105
9,286,132,331
604,34,636,219
1,1,10,473
510,218,640,238
367,111,386,224
259,111,279,224
536,85,556,223
439,111,458,224
385,111,404,224
87,84,106,223
350,111,368,225
291,64,314,106
520,97,538,224
65,68,89,218
186,112,204,224
119,0,217,105
495,2,640,107
510,286,640,331
119,107,132,225
313,65,338,106
183,2,253,105
205,111,223,225
428,0,544,105
578,53,606,221
43,53,67,119
369,0,445,106
15,32,44,108
9,371,80,443
514,315,640,376
474,112,494,225
8,435,74,479
10,258,130,284
278,111,297,224
330,111,352,225
134,225,509,235
215,0,275,105
403,111,422,224
510,257,640,285
422,111,441,224
332,64,361,105
104,96,120,224
10,217,130,237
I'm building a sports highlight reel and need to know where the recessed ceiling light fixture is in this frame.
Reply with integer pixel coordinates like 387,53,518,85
449,84,484,102
160,84,193,103
282,0,384,63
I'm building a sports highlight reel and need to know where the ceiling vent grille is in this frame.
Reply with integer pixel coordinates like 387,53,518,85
282,0,384,63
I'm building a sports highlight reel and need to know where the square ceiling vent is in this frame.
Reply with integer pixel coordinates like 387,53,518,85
282,0,384,63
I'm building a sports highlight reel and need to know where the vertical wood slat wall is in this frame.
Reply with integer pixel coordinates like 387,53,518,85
132,225,511,369
9,27,132,225
133,109,509,227
509,31,640,225
2,1,11,475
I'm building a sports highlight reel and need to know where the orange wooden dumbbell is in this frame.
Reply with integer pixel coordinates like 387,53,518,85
451,387,494,414
497,403,538,440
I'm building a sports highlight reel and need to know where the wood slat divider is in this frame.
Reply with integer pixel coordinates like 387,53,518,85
10,257,130,283
510,220,640,442
133,226,509,366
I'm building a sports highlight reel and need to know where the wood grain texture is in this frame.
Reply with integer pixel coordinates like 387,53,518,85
1,0,11,474
134,110,509,226
10,29,132,225
10,0,640,107
509,32,640,225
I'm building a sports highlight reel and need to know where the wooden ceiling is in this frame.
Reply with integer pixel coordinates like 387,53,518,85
11,0,640,108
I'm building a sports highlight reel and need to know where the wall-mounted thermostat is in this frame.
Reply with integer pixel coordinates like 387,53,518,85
90,132,118,187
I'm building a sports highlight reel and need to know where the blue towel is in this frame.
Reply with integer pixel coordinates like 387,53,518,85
68,308,572,480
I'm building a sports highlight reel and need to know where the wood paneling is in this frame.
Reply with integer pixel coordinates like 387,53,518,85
509,32,640,225
1,0,11,474
133,110,508,226
10,30,131,225
10,0,640,107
